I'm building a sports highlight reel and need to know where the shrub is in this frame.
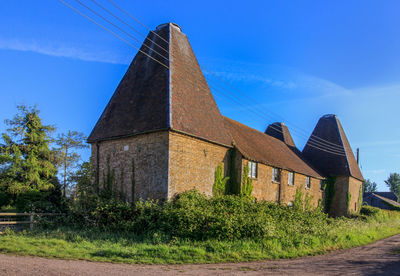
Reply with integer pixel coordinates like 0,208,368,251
213,164,229,197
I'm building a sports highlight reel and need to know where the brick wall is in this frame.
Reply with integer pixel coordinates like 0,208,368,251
90,131,169,201
348,176,363,213
241,159,323,207
168,131,230,198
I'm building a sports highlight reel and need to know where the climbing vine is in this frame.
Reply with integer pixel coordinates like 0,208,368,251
293,188,303,212
358,184,363,212
227,148,240,195
347,192,352,213
241,164,253,197
213,164,229,197
324,176,336,213
100,155,115,200
131,158,135,203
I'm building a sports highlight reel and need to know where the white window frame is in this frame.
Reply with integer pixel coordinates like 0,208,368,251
272,167,281,183
288,172,294,186
248,161,258,179
306,176,311,189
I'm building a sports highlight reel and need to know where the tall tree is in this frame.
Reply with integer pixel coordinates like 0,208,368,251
55,130,88,197
0,105,56,195
385,173,400,201
363,179,377,193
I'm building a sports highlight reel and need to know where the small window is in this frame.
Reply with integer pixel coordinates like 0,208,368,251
272,167,281,183
288,172,294,186
248,161,258,178
306,177,311,189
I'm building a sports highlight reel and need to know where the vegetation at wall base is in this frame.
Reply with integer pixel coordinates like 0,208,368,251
0,191,400,264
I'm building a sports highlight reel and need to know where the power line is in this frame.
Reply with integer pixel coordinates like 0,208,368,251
74,0,169,61
58,0,346,156
101,0,346,151
89,0,169,54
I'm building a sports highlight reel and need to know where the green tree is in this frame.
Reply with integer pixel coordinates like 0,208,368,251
385,173,400,201
55,130,88,197
0,105,56,195
363,179,377,193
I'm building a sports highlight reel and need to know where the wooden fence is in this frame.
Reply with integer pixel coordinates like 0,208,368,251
0,213,59,233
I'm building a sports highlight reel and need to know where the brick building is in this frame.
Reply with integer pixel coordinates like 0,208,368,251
88,23,363,216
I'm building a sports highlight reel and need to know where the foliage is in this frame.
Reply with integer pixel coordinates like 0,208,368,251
100,155,115,200
212,164,229,197
54,130,88,198
131,158,135,202
304,192,314,212
363,179,377,193
347,192,352,213
226,148,239,195
0,105,56,195
385,173,400,201
323,176,336,213
358,185,363,212
241,164,253,197
15,177,64,213
293,188,303,212
1,198,400,264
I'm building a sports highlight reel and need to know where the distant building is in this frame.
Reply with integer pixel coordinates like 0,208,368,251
88,23,364,217
364,192,399,210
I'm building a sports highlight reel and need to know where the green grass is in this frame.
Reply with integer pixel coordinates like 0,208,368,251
1,213,400,264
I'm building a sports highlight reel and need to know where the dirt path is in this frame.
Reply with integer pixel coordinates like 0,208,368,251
1,234,400,276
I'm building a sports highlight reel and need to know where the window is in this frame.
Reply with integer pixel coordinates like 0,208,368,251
305,177,311,189
272,167,281,183
248,161,258,178
288,172,294,186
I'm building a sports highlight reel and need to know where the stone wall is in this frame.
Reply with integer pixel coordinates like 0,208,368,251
90,131,169,201
241,159,323,207
168,131,230,198
348,176,363,213
329,176,350,217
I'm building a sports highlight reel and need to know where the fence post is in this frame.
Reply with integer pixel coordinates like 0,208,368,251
29,214,33,230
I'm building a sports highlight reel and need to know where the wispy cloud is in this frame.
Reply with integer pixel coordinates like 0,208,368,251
0,37,130,65
364,169,386,174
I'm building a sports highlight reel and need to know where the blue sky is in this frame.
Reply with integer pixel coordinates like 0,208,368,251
1,0,399,190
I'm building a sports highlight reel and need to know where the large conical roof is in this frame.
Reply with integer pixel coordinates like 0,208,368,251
88,23,232,146
302,114,364,181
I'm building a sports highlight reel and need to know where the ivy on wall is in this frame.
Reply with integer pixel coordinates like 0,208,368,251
226,148,240,195
358,184,363,212
347,192,352,213
131,158,135,203
213,164,229,197
241,164,253,197
100,155,115,200
323,176,336,213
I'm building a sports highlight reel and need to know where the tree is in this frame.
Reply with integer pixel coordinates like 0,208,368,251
0,105,56,196
385,173,400,201
363,179,377,193
55,130,88,198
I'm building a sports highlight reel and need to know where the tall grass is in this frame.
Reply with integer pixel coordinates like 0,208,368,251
0,191,399,264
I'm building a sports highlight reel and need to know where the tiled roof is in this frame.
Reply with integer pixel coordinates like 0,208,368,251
88,23,232,146
302,115,364,181
265,122,296,147
223,117,323,179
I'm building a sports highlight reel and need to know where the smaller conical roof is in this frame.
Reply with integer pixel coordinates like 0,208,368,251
265,122,296,147
302,114,364,181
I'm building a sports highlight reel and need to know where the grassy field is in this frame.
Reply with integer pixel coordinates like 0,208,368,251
1,211,400,264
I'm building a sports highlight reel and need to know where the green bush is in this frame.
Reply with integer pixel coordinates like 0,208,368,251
66,190,331,242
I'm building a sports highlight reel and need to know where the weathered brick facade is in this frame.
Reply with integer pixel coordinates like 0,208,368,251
91,131,169,201
241,160,323,207
168,131,230,198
